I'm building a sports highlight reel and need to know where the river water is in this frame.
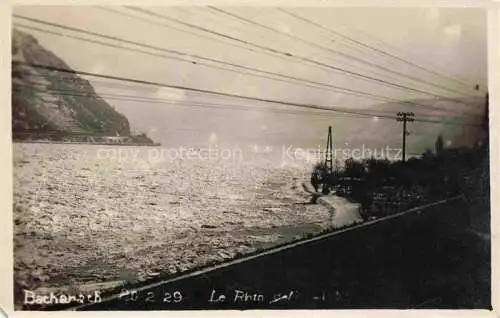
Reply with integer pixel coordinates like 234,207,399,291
13,143,333,293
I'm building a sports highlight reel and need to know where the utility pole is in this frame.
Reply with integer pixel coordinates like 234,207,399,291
325,125,333,174
396,112,414,162
321,125,334,194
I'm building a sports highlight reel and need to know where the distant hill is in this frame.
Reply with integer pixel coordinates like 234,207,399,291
360,96,488,153
107,93,486,154
11,29,131,137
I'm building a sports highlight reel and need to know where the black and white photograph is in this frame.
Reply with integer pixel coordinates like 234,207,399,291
8,3,493,311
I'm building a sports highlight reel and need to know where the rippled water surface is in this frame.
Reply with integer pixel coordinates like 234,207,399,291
14,143,332,293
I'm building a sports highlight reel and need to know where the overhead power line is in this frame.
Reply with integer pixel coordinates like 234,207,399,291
277,8,478,91
20,73,485,120
18,81,477,122
313,13,488,88
16,78,481,122
10,22,395,102
15,85,391,120
13,80,398,120
12,61,483,128
14,23,360,96
207,6,468,97
97,6,286,62
13,20,478,117
123,7,476,105
16,85,482,127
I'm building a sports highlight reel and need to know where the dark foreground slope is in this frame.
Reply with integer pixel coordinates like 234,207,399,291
43,195,488,311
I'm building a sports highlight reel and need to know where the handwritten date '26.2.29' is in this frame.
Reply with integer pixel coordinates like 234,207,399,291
119,289,183,304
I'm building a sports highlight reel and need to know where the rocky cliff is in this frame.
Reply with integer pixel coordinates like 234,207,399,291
11,29,131,137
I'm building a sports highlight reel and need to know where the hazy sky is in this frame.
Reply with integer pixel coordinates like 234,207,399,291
12,6,488,151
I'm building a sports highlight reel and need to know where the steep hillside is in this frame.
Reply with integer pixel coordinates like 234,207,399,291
11,29,131,136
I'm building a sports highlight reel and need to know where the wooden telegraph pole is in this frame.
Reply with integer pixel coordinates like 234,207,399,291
323,126,334,193
396,112,414,162
325,126,333,174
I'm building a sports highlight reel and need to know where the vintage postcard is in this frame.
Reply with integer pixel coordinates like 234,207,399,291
4,1,496,313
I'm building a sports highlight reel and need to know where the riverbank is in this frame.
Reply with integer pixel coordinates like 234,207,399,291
13,131,160,147
302,181,363,228
14,140,162,147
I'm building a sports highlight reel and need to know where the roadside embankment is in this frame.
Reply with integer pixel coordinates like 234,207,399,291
302,181,363,229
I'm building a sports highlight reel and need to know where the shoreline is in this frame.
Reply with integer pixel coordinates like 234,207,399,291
13,140,161,147
302,181,363,229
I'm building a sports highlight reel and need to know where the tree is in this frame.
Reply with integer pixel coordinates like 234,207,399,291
311,162,329,193
344,158,365,179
